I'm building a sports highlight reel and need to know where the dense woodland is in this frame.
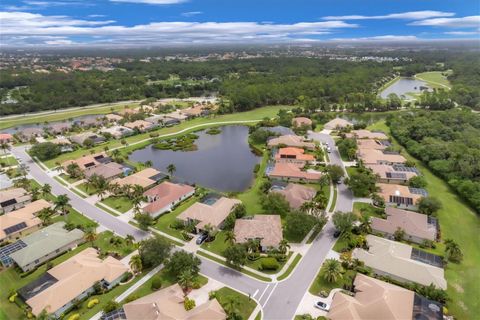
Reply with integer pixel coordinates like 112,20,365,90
0,51,479,115
388,110,480,213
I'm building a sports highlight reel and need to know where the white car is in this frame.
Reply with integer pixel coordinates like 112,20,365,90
326,146,331,153
314,301,330,311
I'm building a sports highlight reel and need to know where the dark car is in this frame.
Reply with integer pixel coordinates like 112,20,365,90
333,230,341,238
196,233,208,245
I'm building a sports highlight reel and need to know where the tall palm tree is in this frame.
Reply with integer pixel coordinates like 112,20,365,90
41,184,52,199
224,230,236,245
322,259,343,283
54,194,70,216
125,234,135,246
30,186,40,201
319,175,330,192
167,163,176,177
278,239,290,254
38,208,53,225
300,201,315,214
359,214,372,234
84,228,97,247
178,270,194,293
108,182,121,196
129,254,143,274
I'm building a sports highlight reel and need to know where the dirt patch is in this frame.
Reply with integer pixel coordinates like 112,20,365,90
452,283,464,293
457,301,468,311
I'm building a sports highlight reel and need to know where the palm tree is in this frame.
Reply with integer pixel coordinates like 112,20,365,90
223,297,240,318
322,258,343,283
445,239,463,263
30,186,40,200
84,228,97,247
41,184,52,199
224,230,236,245
178,270,194,293
167,163,176,177
54,194,70,216
111,149,121,161
129,254,143,274
125,234,135,246
38,208,53,225
358,214,372,234
319,175,330,192
108,182,121,196
300,201,315,214
246,238,260,253
278,239,290,254
144,160,153,168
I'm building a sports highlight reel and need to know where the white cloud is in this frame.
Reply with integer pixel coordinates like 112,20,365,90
444,30,479,35
110,0,187,4
410,16,480,28
0,11,358,46
181,11,202,17
44,39,75,45
88,14,106,18
322,11,454,21
330,35,419,42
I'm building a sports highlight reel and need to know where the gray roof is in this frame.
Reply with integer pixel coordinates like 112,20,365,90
9,222,84,268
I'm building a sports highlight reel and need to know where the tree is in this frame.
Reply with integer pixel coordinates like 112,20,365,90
231,203,246,218
444,239,463,263
284,212,317,241
358,214,372,234
136,213,153,231
332,211,357,240
223,297,241,319
278,239,290,254
41,184,51,198
103,300,120,313
125,234,135,246
319,175,330,192
408,176,427,188
66,163,83,179
54,194,70,215
139,236,172,268
393,227,406,241
167,163,176,177
145,160,153,168
223,244,247,269
326,165,344,184
224,230,236,245
322,259,343,283
84,228,97,246
165,251,201,278
129,254,143,274
178,270,195,292
261,192,291,217
29,142,61,160
418,197,442,216
38,207,53,225
346,169,377,197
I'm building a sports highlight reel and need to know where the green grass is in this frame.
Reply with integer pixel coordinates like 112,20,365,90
215,287,258,320
415,71,452,89
59,173,80,184
346,166,359,177
96,203,120,216
367,120,480,319
75,182,98,195
277,254,302,281
42,105,291,168
93,231,136,257
328,186,337,212
100,196,133,213
309,268,356,296
246,252,292,274
153,196,199,240
0,156,18,167
71,187,87,198
352,202,385,218
54,176,68,187
200,231,229,256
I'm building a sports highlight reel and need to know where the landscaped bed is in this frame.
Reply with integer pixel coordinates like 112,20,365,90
214,287,258,319
309,269,357,297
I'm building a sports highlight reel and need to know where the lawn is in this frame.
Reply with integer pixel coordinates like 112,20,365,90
277,254,302,281
93,230,136,257
368,120,480,319
153,195,199,240
76,182,98,195
201,231,229,256
415,71,452,89
215,287,258,320
59,173,80,184
309,268,357,296
352,202,385,218
345,166,359,177
246,252,293,274
100,196,133,213
43,105,292,168
0,156,18,167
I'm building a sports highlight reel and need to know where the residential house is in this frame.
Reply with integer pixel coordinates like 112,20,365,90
121,284,226,320
143,182,195,218
328,274,443,320
268,162,322,182
274,147,315,165
367,164,419,184
62,153,111,171
377,183,427,210
0,187,31,214
323,118,353,130
0,133,14,144
47,123,71,135
271,183,316,209
105,114,123,122
69,131,106,145
267,135,315,150
357,149,406,165
177,197,241,231
234,215,283,251
116,108,139,117
100,125,134,139
17,127,44,142
21,247,128,317
112,168,166,190
7,222,84,271
182,104,210,118
292,117,312,127
352,235,447,289
73,116,104,127
124,120,158,132
0,199,51,242
371,207,438,244
357,139,391,150
347,129,389,140
84,162,126,181
50,137,73,153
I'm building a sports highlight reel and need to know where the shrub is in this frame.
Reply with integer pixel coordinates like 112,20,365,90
87,298,99,309
208,291,217,300
125,294,139,303
151,276,162,290
184,297,196,311
103,300,120,313
259,257,280,270
67,314,80,320
170,219,185,230
8,293,17,303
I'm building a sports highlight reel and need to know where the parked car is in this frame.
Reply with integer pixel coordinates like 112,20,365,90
196,233,208,245
333,230,341,238
314,301,330,311
326,146,331,153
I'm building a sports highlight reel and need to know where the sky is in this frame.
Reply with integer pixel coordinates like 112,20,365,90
0,0,479,47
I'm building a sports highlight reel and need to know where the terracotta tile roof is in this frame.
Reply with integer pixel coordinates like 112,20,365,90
0,187,31,207
0,133,14,141
357,149,406,165
272,183,316,209
178,197,241,229
105,114,123,121
143,182,195,215
269,162,322,181
234,215,283,248
26,247,128,316
377,183,424,204
350,130,389,140
0,200,50,240
328,274,415,320
124,120,156,130
83,162,124,180
292,117,312,127
357,139,388,150
275,147,315,162
62,152,108,170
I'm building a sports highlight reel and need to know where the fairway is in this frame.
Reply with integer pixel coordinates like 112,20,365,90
415,71,452,89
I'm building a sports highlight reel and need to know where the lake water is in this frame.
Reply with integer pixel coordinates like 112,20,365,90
380,78,431,99
2,114,102,134
129,125,261,192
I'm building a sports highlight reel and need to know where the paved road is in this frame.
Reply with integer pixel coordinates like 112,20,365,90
11,146,150,241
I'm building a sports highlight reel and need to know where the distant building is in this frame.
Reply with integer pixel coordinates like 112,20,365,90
100,125,134,139
267,134,315,150
347,129,389,140
274,147,315,165
357,149,406,165
0,133,14,144
292,117,312,127
16,128,44,142
105,114,123,122
112,168,166,190
258,126,295,136
124,120,158,132
357,139,390,150
69,131,105,145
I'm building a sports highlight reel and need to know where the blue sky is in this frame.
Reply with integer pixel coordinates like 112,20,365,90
0,0,479,46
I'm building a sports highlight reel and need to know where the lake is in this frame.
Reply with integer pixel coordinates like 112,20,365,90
380,78,431,99
129,125,261,192
2,114,102,134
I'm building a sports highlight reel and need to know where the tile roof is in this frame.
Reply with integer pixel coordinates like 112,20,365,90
267,135,315,149
324,118,353,130
272,183,316,209
234,215,283,248
292,117,313,127
0,188,31,208
0,200,50,240
112,168,162,189
143,182,195,215
178,197,241,229
377,183,424,204
357,149,406,165
269,162,322,181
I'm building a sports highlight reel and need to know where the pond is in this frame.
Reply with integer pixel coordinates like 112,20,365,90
129,125,261,192
380,78,431,99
